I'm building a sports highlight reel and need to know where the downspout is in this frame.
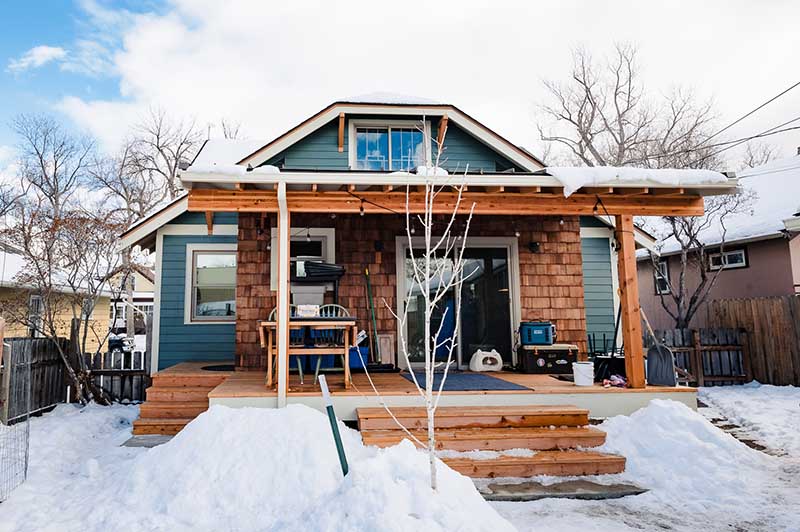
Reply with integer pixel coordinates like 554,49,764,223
276,181,289,407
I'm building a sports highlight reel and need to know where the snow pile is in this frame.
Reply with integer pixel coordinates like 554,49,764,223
191,138,267,167
415,165,449,176
250,164,281,175
188,163,248,175
598,399,769,513
545,166,728,197
1,404,512,531
113,405,512,532
699,382,800,455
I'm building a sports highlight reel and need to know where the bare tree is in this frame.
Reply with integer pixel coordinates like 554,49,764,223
538,43,721,170
11,114,95,218
0,198,124,405
354,122,476,490
129,108,201,199
740,141,779,169
219,118,242,139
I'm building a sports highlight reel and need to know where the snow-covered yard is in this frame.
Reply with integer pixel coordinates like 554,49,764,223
0,385,798,532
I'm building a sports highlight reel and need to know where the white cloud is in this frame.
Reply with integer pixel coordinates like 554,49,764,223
7,45,67,72
55,0,800,164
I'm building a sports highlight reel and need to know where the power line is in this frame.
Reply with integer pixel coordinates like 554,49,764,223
704,79,800,144
691,118,800,167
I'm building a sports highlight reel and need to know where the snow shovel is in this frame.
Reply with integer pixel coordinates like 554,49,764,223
640,309,677,387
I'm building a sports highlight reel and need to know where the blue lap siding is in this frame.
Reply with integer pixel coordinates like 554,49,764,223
581,236,616,351
157,232,238,370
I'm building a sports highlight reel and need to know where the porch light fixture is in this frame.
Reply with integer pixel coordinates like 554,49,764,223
528,241,540,253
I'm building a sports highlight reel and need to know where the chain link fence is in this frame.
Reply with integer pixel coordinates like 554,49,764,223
0,338,31,502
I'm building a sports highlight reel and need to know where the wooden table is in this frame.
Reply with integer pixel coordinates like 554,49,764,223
259,319,357,390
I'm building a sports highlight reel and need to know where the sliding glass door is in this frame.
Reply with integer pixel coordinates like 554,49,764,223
398,239,517,369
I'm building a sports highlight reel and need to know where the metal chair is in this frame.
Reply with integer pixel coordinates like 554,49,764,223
267,305,307,383
312,304,350,384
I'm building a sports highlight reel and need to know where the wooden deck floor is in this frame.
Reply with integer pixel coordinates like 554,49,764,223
199,365,696,399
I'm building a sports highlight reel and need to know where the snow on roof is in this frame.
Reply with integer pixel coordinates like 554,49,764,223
191,139,268,168
650,155,800,255
336,92,443,105
545,166,729,197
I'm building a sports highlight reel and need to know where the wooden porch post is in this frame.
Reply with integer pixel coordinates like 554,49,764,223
276,182,291,406
615,214,646,388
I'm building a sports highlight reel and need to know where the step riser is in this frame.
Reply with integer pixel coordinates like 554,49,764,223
152,375,227,388
444,458,625,478
146,389,212,402
139,404,209,419
132,421,188,436
359,414,589,431
362,434,606,451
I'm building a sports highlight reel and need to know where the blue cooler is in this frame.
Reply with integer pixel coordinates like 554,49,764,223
519,322,556,346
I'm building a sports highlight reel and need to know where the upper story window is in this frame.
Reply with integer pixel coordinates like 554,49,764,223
654,260,670,295
709,248,747,271
350,120,431,171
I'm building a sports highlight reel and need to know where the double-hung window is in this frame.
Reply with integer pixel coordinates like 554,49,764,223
351,121,430,171
654,260,670,295
185,245,237,323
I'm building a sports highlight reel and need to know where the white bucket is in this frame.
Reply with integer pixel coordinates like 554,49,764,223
572,361,594,386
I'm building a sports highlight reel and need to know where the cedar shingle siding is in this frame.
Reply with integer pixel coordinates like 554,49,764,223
235,213,587,370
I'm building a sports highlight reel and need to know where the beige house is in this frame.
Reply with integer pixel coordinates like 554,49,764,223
639,155,800,330
0,244,113,353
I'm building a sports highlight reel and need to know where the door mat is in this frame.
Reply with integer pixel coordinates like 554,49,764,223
401,371,529,391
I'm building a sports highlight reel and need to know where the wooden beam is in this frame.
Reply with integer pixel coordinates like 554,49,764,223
337,112,345,153
187,189,705,216
204,211,214,235
615,214,646,388
518,186,542,194
382,184,394,193
649,187,685,196
235,182,245,191
582,187,615,195
485,186,504,193
615,187,649,196
437,114,449,146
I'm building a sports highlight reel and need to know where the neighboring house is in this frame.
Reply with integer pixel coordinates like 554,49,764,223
639,155,800,330
109,269,156,352
0,243,112,353
119,95,734,433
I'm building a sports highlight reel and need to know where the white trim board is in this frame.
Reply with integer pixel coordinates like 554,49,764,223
183,243,238,325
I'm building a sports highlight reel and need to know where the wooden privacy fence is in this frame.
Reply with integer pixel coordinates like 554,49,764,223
709,296,800,386
648,328,749,387
84,350,149,403
1,337,68,423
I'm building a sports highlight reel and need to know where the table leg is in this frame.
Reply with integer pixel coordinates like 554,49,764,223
266,329,273,388
344,327,351,390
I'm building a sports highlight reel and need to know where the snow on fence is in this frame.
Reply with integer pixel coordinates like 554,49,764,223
0,320,31,502
709,296,800,386
648,328,749,387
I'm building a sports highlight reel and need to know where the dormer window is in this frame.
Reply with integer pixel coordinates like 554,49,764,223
349,120,431,171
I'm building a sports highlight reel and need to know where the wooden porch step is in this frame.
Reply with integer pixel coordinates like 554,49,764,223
145,386,212,402
132,417,193,436
139,401,209,419
442,450,626,478
151,374,227,388
361,426,606,451
356,405,589,431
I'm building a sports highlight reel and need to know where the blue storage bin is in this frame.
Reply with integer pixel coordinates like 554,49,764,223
520,322,556,346
349,347,369,369
308,354,336,370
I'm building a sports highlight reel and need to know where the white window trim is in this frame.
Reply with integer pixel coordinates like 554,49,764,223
183,243,238,325
348,118,433,171
654,259,671,295
709,248,747,271
269,227,335,290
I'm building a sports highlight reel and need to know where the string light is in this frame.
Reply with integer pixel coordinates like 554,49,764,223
359,200,365,217
306,228,311,242
559,218,565,226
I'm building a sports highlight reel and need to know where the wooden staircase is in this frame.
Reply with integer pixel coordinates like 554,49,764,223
132,372,227,435
357,406,625,478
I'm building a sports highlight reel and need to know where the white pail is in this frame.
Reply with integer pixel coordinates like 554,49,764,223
572,361,594,386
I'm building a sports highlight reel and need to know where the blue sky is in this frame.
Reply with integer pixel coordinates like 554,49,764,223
2,0,799,173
